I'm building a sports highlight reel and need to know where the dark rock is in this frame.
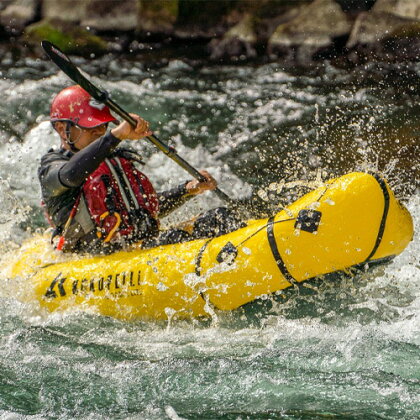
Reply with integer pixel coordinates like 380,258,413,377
209,1,313,62
0,1,14,11
344,0,420,64
0,0,418,67
42,0,138,32
268,0,352,65
0,0,39,33
83,0,138,32
42,0,87,23
347,11,420,48
335,0,376,13
346,12,420,63
253,0,309,41
209,37,257,62
373,0,420,19
209,14,257,61
175,0,237,39
137,0,178,35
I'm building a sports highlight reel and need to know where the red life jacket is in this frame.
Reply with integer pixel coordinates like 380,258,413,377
81,155,159,243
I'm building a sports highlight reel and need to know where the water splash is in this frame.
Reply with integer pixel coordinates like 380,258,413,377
0,60,418,419
0,177,30,239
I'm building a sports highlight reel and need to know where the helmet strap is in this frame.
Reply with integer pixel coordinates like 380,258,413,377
64,122,81,152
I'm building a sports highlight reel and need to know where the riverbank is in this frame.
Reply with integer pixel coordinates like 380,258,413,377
0,0,419,68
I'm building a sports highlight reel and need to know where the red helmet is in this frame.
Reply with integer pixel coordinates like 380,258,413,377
50,85,118,128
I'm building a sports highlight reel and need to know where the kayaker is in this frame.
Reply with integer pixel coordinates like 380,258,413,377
39,85,242,253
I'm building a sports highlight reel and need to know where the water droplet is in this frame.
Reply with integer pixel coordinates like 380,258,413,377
157,282,168,291
242,247,251,255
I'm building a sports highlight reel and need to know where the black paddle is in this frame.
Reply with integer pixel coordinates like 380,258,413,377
41,40,234,205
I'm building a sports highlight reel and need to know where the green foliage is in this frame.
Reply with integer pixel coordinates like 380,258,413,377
24,20,107,56
139,0,178,19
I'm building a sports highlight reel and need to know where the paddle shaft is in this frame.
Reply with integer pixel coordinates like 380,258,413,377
104,96,232,202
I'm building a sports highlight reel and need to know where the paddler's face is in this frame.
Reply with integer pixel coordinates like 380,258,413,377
55,122,108,151
70,124,108,150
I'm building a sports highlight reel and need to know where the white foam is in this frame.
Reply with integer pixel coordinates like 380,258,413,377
0,121,56,207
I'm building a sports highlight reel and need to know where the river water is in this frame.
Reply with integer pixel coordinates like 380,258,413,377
0,56,418,419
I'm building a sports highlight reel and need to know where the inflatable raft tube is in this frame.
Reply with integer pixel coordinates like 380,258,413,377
8,172,413,320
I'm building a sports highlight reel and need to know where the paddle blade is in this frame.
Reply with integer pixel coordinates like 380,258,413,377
41,40,106,102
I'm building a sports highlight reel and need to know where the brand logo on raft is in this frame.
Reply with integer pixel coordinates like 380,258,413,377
44,270,143,299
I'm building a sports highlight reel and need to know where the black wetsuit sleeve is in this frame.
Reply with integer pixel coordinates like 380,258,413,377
158,181,194,217
58,132,121,188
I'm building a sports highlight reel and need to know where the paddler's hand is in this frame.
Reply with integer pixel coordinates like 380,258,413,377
111,114,152,140
185,171,217,196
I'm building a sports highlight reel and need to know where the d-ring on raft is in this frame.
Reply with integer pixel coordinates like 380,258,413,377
7,172,414,321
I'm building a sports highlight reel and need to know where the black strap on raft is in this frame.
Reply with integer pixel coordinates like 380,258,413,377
364,173,390,262
194,238,213,276
193,237,219,311
216,242,238,265
266,216,297,287
294,209,322,233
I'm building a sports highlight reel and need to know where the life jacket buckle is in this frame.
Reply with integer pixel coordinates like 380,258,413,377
97,211,122,243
